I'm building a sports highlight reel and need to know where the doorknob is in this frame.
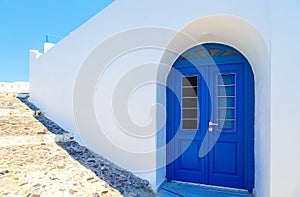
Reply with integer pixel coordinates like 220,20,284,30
209,122,218,126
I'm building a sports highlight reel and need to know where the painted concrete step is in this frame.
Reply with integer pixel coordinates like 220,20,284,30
0,116,51,137
0,113,73,147
0,143,121,196
0,109,34,116
158,182,253,197
0,133,74,147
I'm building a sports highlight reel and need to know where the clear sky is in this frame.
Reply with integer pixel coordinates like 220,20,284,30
0,0,114,82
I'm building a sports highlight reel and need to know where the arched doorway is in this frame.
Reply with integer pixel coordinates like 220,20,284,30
166,43,254,191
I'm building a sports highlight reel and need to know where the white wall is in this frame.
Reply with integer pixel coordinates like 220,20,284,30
270,1,300,196
158,15,271,196
30,0,272,195
43,42,56,53
0,82,30,93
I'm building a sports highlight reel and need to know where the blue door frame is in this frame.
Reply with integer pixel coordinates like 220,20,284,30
166,43,254,192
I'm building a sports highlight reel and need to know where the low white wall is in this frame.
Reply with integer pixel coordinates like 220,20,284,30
44,42,56,53
0,82,30,93
30,0,272,195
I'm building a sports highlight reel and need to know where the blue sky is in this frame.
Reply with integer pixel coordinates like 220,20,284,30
0,0,114,82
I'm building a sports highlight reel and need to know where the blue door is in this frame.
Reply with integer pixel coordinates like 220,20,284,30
166,44,254,191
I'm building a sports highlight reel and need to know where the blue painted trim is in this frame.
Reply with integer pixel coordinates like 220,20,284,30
173,43,247,69
243,59,255,192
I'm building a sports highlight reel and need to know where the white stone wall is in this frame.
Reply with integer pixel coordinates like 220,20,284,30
0,82,30,93
43,42,56,53
30,0,300,196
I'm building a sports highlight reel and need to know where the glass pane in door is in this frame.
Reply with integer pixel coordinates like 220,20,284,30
182,76,198,130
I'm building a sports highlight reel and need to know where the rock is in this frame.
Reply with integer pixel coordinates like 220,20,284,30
87,177,94,181
69,189,78,195
0,170,9,175
31,194,40,197
33,183,41,187
20,182,28,186
50,176,59,181
92,193,100,197
101,190,109,195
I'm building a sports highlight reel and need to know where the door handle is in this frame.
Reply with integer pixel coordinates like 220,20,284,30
209,122,218,126
209,122,218,132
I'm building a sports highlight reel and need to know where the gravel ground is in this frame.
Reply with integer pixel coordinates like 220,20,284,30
0,92,156,197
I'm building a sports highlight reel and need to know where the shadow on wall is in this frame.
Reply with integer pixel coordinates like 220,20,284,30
18,94,156,197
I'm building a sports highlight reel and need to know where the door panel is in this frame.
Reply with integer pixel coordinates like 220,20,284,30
212,142,238,175
209,64,244,187
172,67,207,183
179,140,201,171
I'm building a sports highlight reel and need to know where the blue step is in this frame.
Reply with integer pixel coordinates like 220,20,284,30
158,182,253,197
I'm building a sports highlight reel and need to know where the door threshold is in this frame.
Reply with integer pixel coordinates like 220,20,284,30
159,181,253,197
171,180,250,193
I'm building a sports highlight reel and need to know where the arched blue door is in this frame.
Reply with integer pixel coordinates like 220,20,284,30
166,44,254,191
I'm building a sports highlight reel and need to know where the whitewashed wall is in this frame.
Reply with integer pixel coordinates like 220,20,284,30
0,82,30,93
270,1,300,197
29,0,277,196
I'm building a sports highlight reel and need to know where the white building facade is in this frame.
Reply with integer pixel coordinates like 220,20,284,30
30,1,300,196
